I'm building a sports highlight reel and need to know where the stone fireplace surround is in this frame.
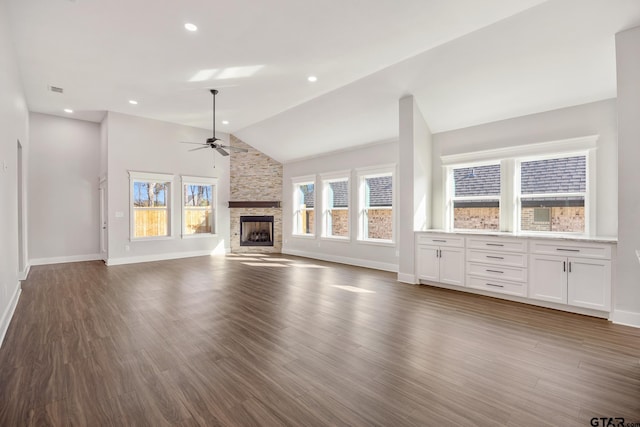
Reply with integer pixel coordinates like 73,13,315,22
229,135,283,254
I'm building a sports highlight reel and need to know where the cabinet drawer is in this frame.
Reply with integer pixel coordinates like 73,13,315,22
466,275,526,297
467,262,527,282
466,237,527,253
466,249,527,268
416,234,464,248
530,240,612,260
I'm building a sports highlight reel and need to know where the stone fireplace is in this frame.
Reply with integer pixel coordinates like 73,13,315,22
229,135,283,253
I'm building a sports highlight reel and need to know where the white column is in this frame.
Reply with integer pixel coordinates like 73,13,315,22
398,96,432,283
614,26,640,327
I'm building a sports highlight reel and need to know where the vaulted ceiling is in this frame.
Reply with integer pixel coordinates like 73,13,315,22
6,0,640,162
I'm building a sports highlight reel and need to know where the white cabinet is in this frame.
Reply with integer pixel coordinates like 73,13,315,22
466,237,528,297
568,257,611,311
529,241,612,311
529,255,568,304
414,233,615,316
416,235,464,286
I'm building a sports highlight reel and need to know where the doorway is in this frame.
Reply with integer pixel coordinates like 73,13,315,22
17,140,25,276
99,177,107,261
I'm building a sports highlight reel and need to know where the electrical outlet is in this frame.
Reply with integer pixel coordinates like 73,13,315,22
125,245,130,252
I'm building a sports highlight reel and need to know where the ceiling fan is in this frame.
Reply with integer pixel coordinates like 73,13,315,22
181,89,248,157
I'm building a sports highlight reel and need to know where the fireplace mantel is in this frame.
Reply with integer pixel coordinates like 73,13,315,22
228,201,281,208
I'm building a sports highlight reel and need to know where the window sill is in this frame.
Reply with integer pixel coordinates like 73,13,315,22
182,233,218,239
357,238,395,248
291,234,316,239
321,236,351,243
130,236,175,242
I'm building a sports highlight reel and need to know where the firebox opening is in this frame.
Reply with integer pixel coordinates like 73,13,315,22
240,216,274,246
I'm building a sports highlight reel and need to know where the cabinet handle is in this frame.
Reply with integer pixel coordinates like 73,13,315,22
563,261,566,272
557,248,580,252
486,283,504,288
486,243,504,247
486,269,504,274
433,239,447,242
486,255,504,260
568,262,572,273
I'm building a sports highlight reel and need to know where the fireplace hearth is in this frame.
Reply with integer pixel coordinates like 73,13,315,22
240,216,274,247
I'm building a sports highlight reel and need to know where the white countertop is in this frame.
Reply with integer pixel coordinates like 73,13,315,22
415,229,617,244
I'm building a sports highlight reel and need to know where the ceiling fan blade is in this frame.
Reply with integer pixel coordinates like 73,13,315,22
180,141,207,145
215,147,230,156
217,144,249,153
188,146,210,152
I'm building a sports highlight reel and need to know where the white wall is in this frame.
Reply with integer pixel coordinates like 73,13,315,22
614,27,640,327
431,99,618,236
106,112,230,264
0,0,29,345
283,141,399,271
28,113,101,264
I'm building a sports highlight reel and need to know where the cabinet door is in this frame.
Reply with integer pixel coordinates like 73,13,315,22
416,245,439,282
440,247,465,286
567,258,611,311
529,255,567,304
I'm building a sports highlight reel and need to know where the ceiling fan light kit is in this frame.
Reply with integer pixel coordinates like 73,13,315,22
180,89,248,157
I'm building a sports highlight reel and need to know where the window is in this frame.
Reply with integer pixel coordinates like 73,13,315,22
449,163,501,230
442,136,596,235
292,177,315,236
518,154,587,233
182,176,217,237
322,174,349,239
129,172,174,239
358,167,394,242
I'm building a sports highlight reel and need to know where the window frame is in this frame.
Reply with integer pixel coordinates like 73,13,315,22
129,171,175,241
441,136,597,236
357,165,396,245
445,160,503,232
515,151,590,235
181,175,218,238
320,171,351,241
292,175,317,238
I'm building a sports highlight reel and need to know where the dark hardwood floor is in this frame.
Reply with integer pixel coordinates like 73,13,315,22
1,253,639,426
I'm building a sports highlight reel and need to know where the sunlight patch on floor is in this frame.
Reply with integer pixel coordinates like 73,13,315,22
241,262,289,267
331,285,376,294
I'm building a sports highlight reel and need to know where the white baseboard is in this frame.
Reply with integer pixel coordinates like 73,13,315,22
0,283,21,348
611,309,640,328
418,279,610,319
397,272,417,284
107,249,227,266
30,253,102,266
18,263,30,281
282,248,398,272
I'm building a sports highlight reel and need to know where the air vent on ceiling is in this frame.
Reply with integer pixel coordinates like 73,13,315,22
48,85,64,94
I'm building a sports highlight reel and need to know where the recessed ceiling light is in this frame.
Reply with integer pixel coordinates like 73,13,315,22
185,23,198,32
64,108,73,113
129,100,138,105
222,120,229,125
307,75,318,82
